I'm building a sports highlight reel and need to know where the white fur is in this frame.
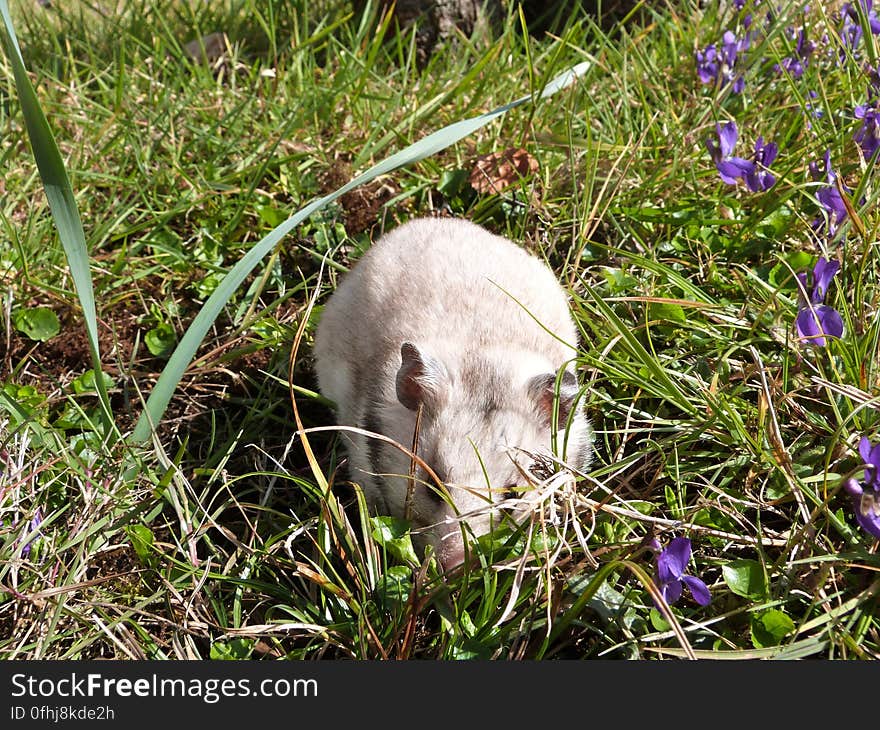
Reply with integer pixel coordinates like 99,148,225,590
313,217,592,570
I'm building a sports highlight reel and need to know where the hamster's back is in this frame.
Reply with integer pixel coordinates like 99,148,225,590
316,217,577,363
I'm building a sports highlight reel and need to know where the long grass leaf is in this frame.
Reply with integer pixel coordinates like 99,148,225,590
582,286,698,417
130,61,592,444
0,2,114,437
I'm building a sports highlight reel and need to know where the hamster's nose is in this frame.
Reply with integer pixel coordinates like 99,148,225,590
435,529,466,574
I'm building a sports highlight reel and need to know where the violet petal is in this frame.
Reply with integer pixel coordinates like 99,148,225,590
665,537,692,574
796,304,843,346
760,141,779,166
844,477,864,498
661,579,683,605
717,121,738,158
716,157,754,184
814,304,844,338
681,574,712,606
854,502,880,539
812,257,840,301
656,551,680,584
859,435,874,465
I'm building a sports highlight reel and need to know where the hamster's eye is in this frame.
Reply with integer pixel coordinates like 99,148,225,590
422,462,449,504
424,483,448,504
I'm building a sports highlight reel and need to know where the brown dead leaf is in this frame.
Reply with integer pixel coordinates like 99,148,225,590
469,147,539,194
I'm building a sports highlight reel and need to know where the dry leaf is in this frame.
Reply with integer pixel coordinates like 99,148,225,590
469,147,539,194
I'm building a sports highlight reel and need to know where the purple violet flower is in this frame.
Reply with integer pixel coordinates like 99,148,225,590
654,537,711,607
840,1,880,58
795,257,844,346
722,30,749,93
778,28,815,78
841,6,865,55
706,121,776,191
744,136,778,192
855,99,880,159
845,0,880,34
696,30,749,93
811,150,849,236
811,256,840,300
869,67,880,94
843,437,880,539
721,30,740,64
816,185,847,229
696,44,720,85
20,508,43,559
707,121,755,184
871,3,880,32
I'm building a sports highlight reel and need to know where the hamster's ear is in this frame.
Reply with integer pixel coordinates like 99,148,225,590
527,368,580,427
396,342,449,411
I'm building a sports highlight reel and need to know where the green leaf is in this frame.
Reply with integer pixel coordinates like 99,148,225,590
145,322,177,358
370,515,411,542
649,607,671,632
572,578,644,635
71,369,115,395
599,267,640,294
722,559,768,600
767,251,815,289
12,306,60,342
764,474,790,501
751,609,795,649
255,203,286,228
438,168,469,198
210,638,254,660
628,500,656,515
125,523,156,567
449,640,494,660
129,61,592,444
53,404,89,430
192,271,224,299
375,565,412,610
648,302,687,324
1,384,44,413
757,205,793,238
370,516,419,564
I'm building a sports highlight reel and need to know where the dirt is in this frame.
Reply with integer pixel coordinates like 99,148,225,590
319,156,401,237
1,282,294,442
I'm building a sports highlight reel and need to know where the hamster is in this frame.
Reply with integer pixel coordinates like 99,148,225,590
313,217,592,572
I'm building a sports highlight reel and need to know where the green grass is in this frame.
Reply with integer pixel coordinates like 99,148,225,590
1,0,879,659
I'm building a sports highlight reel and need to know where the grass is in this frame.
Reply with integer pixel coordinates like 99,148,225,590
1,0,879,659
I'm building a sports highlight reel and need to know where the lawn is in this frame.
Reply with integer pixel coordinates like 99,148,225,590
1,0,878,659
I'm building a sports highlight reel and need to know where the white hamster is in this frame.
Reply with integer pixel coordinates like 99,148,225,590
313,217,591,571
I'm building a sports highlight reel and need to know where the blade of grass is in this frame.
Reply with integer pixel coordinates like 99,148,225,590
0,1,115,439
581,286,699,417
130,61,592,444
